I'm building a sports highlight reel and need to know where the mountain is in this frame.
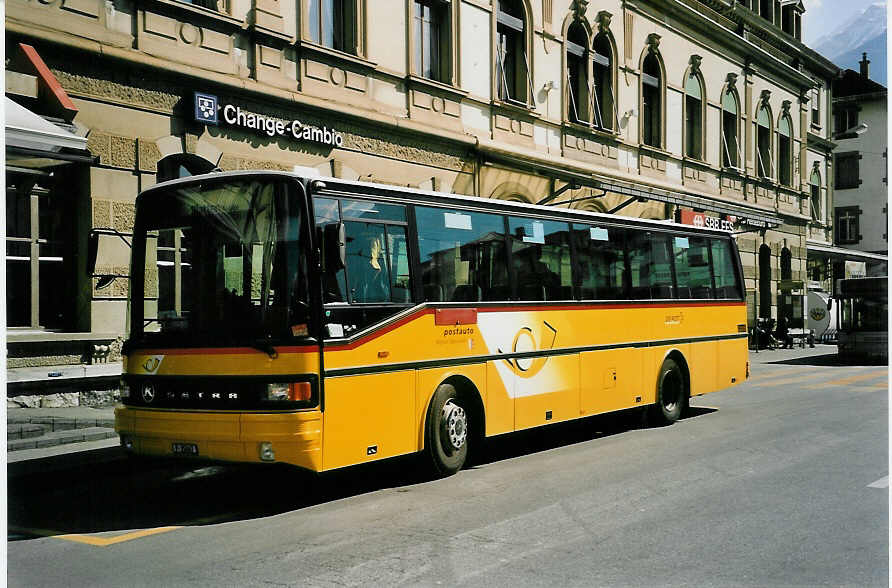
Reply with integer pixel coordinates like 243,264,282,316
812,2,887,86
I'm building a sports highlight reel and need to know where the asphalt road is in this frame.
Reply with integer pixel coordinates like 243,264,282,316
7,348,888,587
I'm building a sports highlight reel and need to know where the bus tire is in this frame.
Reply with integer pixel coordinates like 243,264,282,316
649,358,686,425
424,384,469,477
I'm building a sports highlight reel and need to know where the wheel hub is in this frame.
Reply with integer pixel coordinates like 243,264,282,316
442,400,467,450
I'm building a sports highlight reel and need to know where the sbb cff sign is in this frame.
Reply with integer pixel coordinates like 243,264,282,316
677,209,734,232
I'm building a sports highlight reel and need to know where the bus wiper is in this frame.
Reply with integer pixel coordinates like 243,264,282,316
251,339,279,359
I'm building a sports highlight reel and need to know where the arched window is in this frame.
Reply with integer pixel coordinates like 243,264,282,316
810,168,822,221
777,114,793,186
684,72,704,159
721,89,740,168
565,22,589,124
592,33,614,131
496,0,531,105
157,153,217,183
756,105,772,179
641,52,662,148
759,243,771,318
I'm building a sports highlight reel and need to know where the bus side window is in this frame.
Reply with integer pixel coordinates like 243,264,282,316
415,207,509,303
314,197,347,302
674,235,714,299
508,217,573,301
571,223,627,300
710,239,742,299
649,233,676,299
626,232,653,299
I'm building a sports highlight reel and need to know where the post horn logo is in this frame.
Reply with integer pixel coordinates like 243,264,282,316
142,356,163,373
500,321,558,379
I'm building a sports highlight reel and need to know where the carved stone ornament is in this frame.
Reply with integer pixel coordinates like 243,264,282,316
812,160,820,173
596,10,612,33
646,33,661,54
574,0,589,19
781,99,792,114
725,73,738,89
759,89,771,106
689,54,702,75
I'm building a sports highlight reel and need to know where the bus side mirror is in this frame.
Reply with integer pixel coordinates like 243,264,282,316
324,222,346,271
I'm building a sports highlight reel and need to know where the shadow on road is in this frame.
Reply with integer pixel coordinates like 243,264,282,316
7,407,717,541
764,352,887,367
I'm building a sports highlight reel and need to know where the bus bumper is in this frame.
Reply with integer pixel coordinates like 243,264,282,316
114,406,323,472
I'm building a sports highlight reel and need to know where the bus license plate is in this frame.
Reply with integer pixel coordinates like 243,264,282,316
172,443,198,456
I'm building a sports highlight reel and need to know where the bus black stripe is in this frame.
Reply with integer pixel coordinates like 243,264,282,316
324,332,748,378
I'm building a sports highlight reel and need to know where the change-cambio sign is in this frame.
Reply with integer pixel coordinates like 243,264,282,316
194,92,344,148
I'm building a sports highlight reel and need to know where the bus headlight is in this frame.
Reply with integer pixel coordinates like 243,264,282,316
265,382,312,402
120,378,130,399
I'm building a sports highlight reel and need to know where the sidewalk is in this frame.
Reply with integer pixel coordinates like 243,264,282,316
748,343,839,365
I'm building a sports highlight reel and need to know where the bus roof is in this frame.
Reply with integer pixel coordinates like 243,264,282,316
141,170,735,237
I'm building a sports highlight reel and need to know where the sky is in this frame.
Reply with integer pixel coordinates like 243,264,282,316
803,0,886,45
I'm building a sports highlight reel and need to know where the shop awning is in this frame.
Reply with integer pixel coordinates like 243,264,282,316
481,148,784,229
5,97,87,153
806,242,888,263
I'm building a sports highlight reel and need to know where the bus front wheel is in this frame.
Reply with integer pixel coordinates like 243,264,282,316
424,384,469,477
649,358,687,425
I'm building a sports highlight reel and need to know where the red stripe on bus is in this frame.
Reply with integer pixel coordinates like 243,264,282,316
324,300,745,351
131,345,320,356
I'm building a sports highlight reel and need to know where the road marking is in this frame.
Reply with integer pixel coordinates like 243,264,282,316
745,366,821,383
808,370,888,390
747,370,843,388
868,476,889,489
54,526,181,547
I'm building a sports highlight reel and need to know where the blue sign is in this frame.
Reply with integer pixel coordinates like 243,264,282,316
194,92,218,125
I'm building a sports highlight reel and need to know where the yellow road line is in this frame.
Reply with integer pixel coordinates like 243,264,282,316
746,366,820,383
53,526,181,547
808,370,888,390
747,370,844,388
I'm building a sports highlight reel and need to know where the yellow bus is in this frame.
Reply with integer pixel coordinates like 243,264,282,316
115,171,749,476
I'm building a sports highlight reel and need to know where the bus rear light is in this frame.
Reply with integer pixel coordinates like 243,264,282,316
265,382,312,402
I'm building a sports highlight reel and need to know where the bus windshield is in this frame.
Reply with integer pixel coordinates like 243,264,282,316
130,178,310,345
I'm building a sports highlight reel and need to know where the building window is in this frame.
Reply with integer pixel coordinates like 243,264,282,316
777,115,793,186
835,207,861,244
641,52,662,148
592,33,614,131
496,0,531,105
834,105,858,135
6,174,71,329
810,168,822,222
721,89,740,168
756,105,773,179
413,0,450,83
684,72,704,160
180,0,223,11
759,0,773,22
835,152,861,189
565,22,589,124
307,0,356,54
810,87,821,126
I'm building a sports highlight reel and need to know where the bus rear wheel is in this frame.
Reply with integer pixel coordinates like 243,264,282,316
424,384,469,477
649,358,687,425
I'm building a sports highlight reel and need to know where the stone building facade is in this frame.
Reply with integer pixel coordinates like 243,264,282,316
5,0,840,400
